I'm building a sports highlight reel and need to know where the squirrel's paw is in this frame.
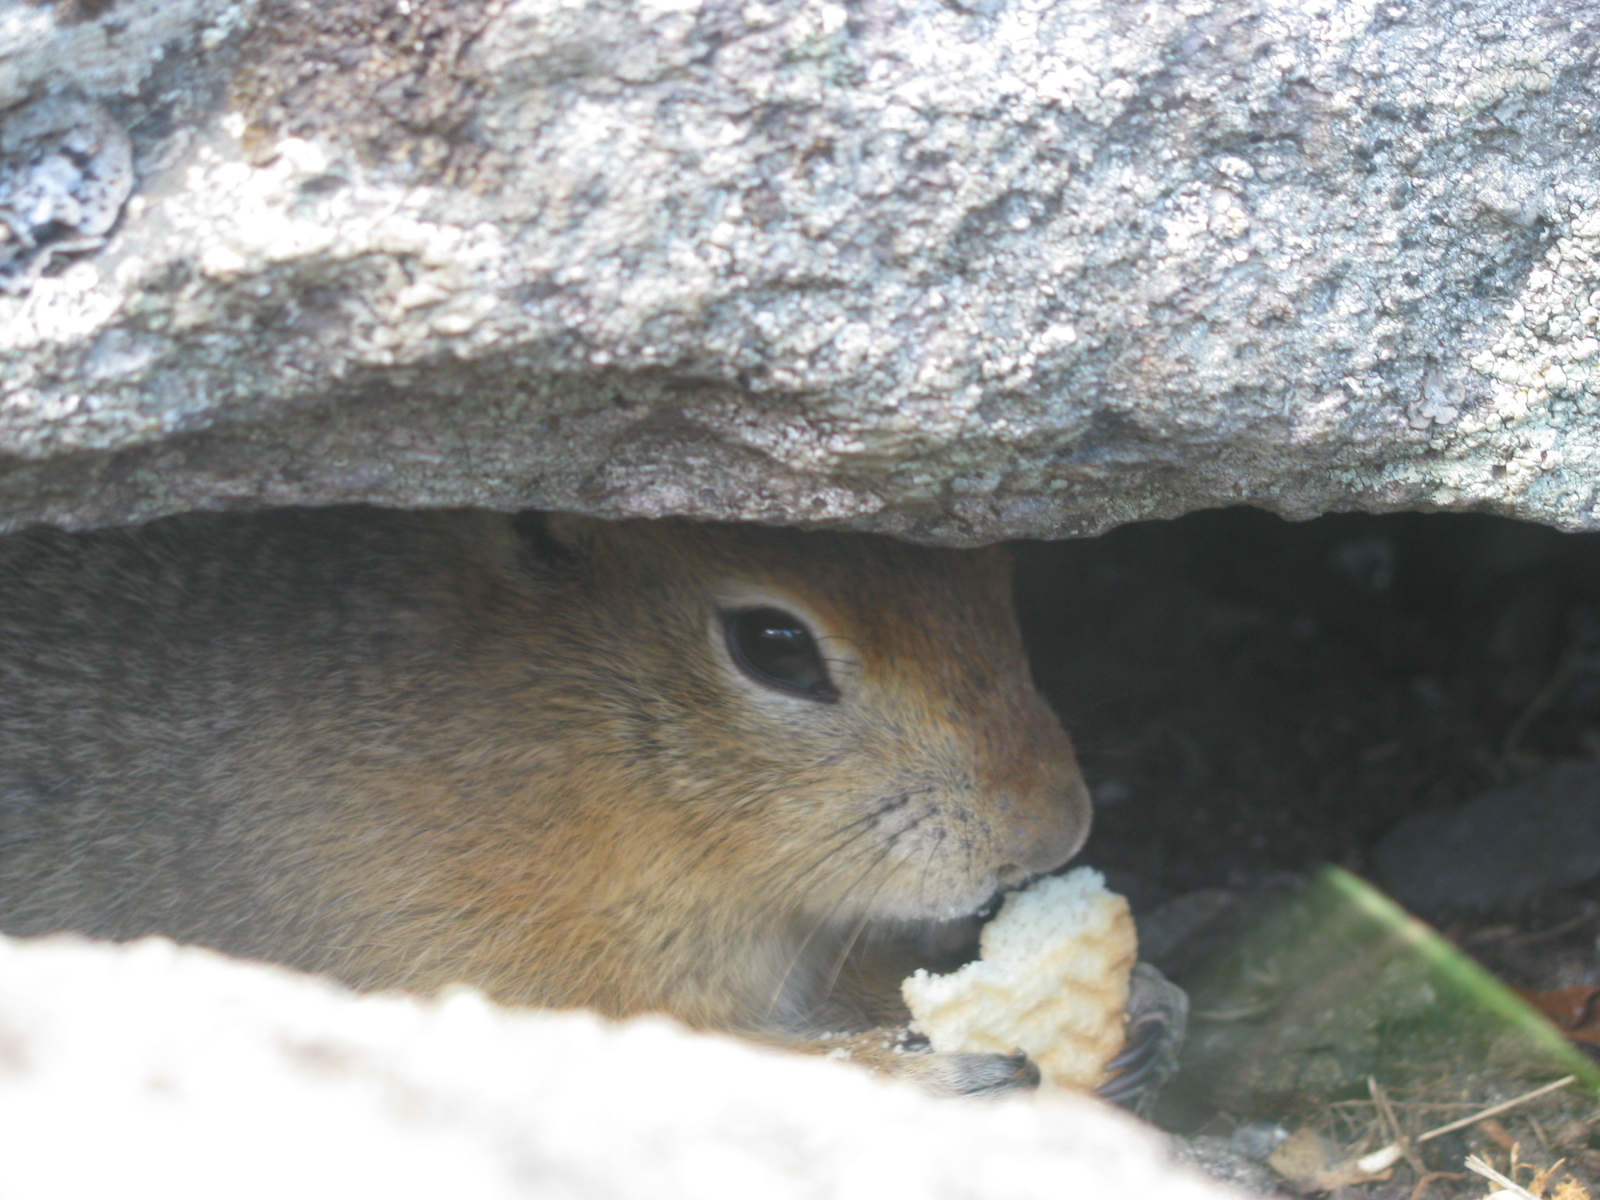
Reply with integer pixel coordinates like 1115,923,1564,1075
1093,961,1189,1115
885,1047,1041,1096
812,1029,1040,1097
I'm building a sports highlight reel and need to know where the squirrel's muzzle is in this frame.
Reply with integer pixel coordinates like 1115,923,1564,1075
991,757,1093,881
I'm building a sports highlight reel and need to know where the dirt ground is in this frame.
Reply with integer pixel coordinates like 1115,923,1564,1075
1013,507,1600,1198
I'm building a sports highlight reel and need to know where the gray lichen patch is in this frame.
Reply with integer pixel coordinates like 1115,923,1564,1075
228,0,501,181
0,94,132,293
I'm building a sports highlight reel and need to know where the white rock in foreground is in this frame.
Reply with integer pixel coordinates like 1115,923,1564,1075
0,933,1239,1198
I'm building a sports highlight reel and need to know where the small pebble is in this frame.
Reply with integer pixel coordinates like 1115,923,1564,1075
1373,760,1600,912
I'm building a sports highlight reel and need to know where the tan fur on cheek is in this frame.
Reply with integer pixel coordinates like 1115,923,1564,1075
0,507,1092,1053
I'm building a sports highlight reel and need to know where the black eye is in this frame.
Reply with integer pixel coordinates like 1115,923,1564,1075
724,607,839,702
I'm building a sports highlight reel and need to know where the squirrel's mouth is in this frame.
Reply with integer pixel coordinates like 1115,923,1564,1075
954,865,1043,921
883,876,1043,960
939,868,1049,929
968,887,1006,922
871,912,985,974
865,871,1061,984
892,865,1042,924
962,872,1038,922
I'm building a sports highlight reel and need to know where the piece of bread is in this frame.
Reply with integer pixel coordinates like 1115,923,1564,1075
901,868,1137,1092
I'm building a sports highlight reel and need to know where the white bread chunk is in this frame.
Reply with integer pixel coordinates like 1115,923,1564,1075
901,868,1136,1092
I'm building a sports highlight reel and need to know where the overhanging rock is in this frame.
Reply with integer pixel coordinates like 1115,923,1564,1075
2,0,1599,544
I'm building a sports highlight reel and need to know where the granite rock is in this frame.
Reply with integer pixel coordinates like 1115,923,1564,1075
3,0,1600,542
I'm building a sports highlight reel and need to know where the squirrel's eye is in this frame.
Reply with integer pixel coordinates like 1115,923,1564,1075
724,607,839,702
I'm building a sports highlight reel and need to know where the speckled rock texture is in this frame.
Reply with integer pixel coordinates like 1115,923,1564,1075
2,0,1599,542
0,933,1245,1199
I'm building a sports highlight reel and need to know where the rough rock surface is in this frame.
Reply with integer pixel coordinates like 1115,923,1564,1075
0,932,1243,1199
3,0,1600,542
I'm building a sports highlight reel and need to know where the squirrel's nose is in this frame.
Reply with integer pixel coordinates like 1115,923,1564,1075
1006,770,1092,875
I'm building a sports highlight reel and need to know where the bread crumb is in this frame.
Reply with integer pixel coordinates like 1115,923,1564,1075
901,868,1136,1092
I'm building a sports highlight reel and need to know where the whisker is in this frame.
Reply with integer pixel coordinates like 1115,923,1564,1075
763,836,900,1020
744,804,891,900
746,822,882,924
765,783,941,911
814,859,904,1012
766,810,934,1022
746,787,926,917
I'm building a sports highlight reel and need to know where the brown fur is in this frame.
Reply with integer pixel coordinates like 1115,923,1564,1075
0,507,1089,1085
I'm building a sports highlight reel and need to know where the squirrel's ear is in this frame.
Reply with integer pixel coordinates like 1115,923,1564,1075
508,510,588,575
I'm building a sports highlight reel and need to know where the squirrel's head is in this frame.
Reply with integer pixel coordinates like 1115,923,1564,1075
516,515,1091,929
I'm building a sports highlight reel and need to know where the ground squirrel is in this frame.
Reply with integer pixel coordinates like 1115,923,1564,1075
0,507,1091,1092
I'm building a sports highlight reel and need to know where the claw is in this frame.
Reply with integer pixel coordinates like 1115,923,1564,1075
1094,962,1189,1115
